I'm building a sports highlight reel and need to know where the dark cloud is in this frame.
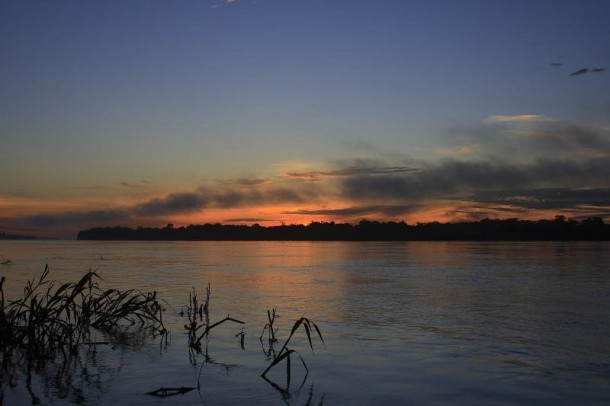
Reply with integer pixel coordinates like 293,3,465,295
449,117,610,159
341,160,531,201
9,184,318,234
570,210,610,220
568,67,605,76
570,68,589,76
285,204,420,217
9,117,610,236
471,188,610,210
286,165,418,179
223,218,278,223
212,190,253,208
21,156,608,232
212,188,310,208
23,209,129,227
133,186,315,217
525,122,610,153
528,158,610,186
285,207,375,216
265,188,309,204
339,158,610,213
215,177,271,186
489,206,528,213
9,181,320,233
134,191,211,216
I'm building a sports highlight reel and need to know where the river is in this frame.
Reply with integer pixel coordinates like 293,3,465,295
1,240,609,405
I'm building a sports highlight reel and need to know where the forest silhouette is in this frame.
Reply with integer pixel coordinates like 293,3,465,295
77,216,609,241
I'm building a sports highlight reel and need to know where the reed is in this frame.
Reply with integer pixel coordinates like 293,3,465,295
260,307,278,343
0,265,166,362
2,268,326,402
182,283,244,351
260,316,324,388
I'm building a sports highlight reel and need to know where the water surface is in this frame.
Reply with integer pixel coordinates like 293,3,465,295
1,241,609,405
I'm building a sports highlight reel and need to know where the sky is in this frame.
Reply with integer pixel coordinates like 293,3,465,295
1,0,609,238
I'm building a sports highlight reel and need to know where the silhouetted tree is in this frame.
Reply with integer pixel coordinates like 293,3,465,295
76,217,610,241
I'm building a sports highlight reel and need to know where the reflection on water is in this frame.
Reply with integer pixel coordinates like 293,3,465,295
1,327,164,405
1,240,609,405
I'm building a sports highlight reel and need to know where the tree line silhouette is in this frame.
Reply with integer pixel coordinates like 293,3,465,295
77,216,609,241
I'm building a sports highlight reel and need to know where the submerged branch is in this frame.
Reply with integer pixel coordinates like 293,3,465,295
195,315,245,344
146,386,196,398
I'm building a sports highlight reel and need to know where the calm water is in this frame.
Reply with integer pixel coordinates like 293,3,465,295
1,240,609,405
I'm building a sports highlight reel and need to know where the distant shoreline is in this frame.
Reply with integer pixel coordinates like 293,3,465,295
77,217,610,241
0,233,37,240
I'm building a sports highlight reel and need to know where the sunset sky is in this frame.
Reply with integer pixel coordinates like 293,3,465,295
1,0,609,238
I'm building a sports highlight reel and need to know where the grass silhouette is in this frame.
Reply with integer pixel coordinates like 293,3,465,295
0,265,166,360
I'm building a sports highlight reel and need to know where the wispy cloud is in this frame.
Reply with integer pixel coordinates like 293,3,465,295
119,181,149,188
211,0,238,9
285,204,421,217
223,217,278,223
285,165,418,179
517,122,610,156
471,188,610,210
215,177,271,187
485,114,550,123
568,67,605,76
569,68,589,76
435,145,480,157
74,180,151,191
451,116,610,159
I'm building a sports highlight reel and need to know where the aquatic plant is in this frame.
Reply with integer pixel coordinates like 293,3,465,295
236,327,246,349
0,265,329,404
260,307,278,343
0,265,166,361
182,283,244,352
261,316,324,388
0,265,168,403
183,285,210,346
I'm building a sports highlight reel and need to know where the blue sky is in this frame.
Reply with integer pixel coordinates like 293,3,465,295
1,0,609,237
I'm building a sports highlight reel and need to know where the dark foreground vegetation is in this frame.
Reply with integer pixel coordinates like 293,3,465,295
0,268,324,403
0,267,167,403
77,216,610,241
0,267,166,357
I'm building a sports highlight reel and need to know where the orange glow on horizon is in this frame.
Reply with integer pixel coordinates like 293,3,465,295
3,193,608,239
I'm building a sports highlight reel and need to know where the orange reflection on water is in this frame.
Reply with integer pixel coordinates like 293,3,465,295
171,242,342,323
